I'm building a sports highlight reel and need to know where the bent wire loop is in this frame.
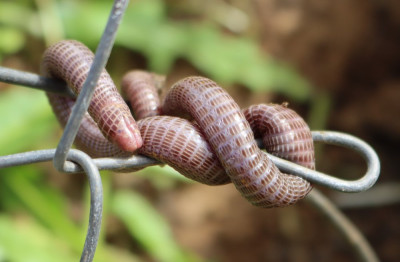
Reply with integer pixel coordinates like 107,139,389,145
0,0,382,192
0,61,382,191
0,0,128,262
0,69,382,262
0,0,381,261
0,68,382,193
0,131,381,193
0,149,103,262
0,61,383,192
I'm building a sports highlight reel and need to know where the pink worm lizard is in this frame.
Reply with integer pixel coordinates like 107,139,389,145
42,40,314,208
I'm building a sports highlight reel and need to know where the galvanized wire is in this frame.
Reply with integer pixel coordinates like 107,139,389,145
0,76,381,192
66,150,103,262
0,0,382,261
0,131,380,192
0,149,103,262
332,183,400,209
0,66,73,97
53,0,129,173
0,131,380,193
0,65,382,192
0,1,126,261
306,189,379,262
273,131,380,192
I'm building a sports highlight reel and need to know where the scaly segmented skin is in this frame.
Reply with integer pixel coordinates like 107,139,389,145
47,95,314,192
138,116,230,185
244,104,315,170
47,93,229,182
121,70,165,119
47,93,227,183
162,77,312,207
44,40,314,207
47,93,131,158
41,40,142,152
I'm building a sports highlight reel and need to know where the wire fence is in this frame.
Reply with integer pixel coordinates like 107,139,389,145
0,0,381,261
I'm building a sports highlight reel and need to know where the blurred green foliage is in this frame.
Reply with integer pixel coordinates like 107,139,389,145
112,191,199,262
0,0,318,261
0,88,57,155
66,0,311,100
1,0,312,100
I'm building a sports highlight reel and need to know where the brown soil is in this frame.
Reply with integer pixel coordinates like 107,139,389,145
151,1,400,261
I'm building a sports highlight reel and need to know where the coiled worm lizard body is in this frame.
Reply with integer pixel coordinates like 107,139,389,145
163,77,312,207
41,40,142,152
43,40,314,207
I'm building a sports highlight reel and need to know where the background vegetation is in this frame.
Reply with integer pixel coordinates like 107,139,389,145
0,0,398,261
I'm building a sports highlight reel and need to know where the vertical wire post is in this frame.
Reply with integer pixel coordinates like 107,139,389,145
53,0,129,172
68,150,103,262
306,189,380,262
0,149,103,262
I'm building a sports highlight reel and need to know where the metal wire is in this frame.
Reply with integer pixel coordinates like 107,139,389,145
0,149,380,262
0,131,380,192
0,149,103,262
0,0,382,261
0,66,74,97
0,1,126,261
53,0,129,173
306,189,379,262
0,22,381,192
273,131,380,192
0,67,382,192
66,150,103,262
332,183,400,209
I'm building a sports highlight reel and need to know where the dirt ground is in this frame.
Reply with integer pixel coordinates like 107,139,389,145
139,1,400,261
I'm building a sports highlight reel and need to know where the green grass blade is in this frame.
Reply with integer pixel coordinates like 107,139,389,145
112,190,198,262
0,215,76,262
